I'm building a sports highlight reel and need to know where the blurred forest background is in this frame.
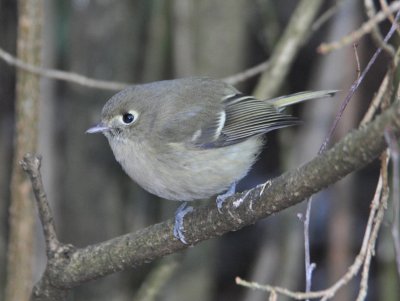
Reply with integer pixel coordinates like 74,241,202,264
1,0,399,300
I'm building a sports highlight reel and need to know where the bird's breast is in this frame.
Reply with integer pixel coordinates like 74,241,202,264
108,137,262,201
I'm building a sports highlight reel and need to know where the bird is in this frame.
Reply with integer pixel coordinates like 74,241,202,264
86,77,336,243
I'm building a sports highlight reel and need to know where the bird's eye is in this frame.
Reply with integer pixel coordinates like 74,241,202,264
122,113,135,124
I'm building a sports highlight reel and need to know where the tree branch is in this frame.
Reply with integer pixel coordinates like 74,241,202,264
0,47,129,91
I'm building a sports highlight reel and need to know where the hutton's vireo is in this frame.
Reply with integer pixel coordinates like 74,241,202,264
87,77,335,243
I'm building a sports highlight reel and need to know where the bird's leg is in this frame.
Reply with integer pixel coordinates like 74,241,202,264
173,202,193,244
216,182,236,212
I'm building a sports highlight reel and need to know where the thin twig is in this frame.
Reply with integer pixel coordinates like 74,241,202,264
222,61,270,85
303,198,316,298
0,43,272,90
356,153,389,301
20,153,59,257
311,0,343,32
269,290,277,301
353,43,361,79
318,168,386,301
360,74,391,125
0,47,129,91
236,277,326,300
318,1,400,54
132,256,180,301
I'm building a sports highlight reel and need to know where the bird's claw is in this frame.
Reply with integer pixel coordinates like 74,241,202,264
173,202,193,244
216,182,236,212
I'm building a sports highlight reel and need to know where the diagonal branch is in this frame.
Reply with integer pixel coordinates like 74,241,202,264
253,0,325,99
26,100,400,300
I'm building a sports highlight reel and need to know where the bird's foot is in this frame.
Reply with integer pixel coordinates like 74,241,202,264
216,182,236,212
173,202,193,244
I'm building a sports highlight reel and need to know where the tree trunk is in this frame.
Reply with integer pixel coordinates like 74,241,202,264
5,1,43,301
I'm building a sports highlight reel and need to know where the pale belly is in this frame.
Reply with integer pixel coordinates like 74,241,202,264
109,137,262,201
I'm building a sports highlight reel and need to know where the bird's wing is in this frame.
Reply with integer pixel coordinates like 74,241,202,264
157,78,334,149
189,93,300,148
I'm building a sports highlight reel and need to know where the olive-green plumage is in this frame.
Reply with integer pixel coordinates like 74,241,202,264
87,77,335,201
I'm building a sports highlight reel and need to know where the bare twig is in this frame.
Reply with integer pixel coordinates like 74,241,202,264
0,47,129,91
132,256,180,301
222,61,270,85
380,0,400,36
353,43,361,79
356,153,389,301
236,276,325,300
311,0,343,32
20,154,59,257
318,1,400,54
269,290,277,301
364,0,396,56
360,74,391,125
384,129,400,278
303,199,316,298
0,43,270,91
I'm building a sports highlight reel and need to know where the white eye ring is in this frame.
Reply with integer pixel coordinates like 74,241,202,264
120,110,139,125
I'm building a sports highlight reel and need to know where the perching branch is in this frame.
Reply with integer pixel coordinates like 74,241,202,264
25,97,400,300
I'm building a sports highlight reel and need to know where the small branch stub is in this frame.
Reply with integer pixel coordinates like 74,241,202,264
21,153,60,257
20,153,42,173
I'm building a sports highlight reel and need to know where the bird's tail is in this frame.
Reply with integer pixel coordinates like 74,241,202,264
269,90,338,109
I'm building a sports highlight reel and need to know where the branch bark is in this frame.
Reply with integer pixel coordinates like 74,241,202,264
26,97,400,300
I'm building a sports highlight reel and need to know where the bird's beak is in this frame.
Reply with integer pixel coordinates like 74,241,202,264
86,123,110,134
